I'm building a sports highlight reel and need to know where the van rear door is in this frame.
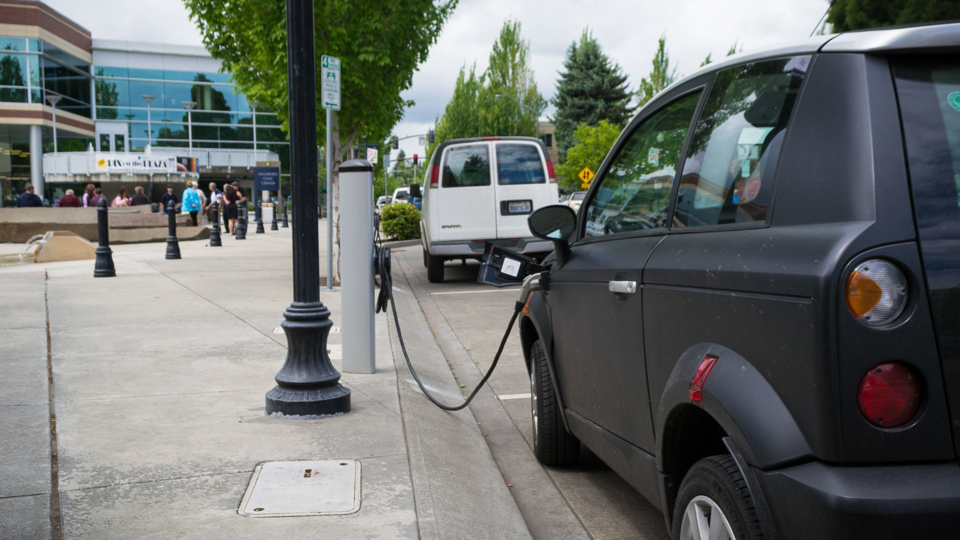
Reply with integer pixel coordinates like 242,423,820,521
437,143,496,241
492,142,556,238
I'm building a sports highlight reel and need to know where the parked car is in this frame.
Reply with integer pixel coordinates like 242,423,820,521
375,195,392,214
416,136,559,282
518,23,960,540
564,191,586,213
391,187,421,211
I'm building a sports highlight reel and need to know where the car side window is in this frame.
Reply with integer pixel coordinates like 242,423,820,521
442,145,490,188
673,56,809,228
583,91,701,238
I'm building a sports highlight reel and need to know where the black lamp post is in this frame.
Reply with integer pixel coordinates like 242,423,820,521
265,0,349,416
165,200,181,259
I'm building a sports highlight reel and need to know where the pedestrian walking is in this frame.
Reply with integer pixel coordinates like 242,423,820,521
130,186,151,206
88,188,108,207
223,184,239,234
59,189,82,207
113,186,132,208
193,182,207,222
160,185,178,214
205,182,222,223
15,184,43,207
181,182,202,226
82,184,95,207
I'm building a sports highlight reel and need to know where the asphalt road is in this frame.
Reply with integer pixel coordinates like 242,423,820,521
393,245,669,540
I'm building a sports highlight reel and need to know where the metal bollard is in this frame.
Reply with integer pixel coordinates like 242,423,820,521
282,199,289,228
165,200,181,259
209,201,222,247
256,199,265,234
236,202,247,240
339,159,375,374
271,201,279,231
94,199,116,277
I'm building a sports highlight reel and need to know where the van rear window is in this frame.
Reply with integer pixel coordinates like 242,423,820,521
496,144,546,185
442,145,490,188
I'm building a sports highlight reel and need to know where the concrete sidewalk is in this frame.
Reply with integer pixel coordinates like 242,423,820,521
0,223,529,539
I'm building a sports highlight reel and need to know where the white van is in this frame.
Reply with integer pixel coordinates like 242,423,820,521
415,137,559,282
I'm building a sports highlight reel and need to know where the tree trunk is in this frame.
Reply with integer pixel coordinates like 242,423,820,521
328,111,360,284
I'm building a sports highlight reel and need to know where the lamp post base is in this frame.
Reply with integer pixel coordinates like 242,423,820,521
265,302,351,417
94,246,116,277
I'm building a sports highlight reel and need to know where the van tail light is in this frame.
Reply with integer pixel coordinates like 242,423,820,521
429,163,439,188
857,362,921,428
482,137,501,141
845,259,907,326
546,160,557,183
690,355,718,407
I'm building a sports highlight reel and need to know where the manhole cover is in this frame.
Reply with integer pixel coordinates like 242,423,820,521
239,460,361,517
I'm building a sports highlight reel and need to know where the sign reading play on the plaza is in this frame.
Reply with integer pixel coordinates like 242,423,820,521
95,154,177,173
254,166,281,191
321,55,341,111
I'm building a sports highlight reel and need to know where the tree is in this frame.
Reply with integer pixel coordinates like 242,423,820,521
828,0,960,31
700,53,713,67
551,29,634,161
637,33,678,107
94,68,120,120
428,64,482,158
555,119,621,192
0,46,26,103
185,0,458,281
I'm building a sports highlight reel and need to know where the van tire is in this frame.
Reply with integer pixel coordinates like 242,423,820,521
427,252,444,283
671,455,764,540
531,339,579,466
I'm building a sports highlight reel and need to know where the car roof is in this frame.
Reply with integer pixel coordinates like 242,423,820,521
637,21,960,118
431,136,550,161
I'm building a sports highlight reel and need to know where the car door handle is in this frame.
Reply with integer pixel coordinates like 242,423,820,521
608,281,637,294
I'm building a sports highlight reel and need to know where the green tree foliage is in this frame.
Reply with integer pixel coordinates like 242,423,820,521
828,0,960,31
0,46,26,103
184,0,457,279
700,53,713,67
551,29,634,162
381,201,421,240
428,20,545,158
94,68,119,120
556,119,621,192
637,33,678,107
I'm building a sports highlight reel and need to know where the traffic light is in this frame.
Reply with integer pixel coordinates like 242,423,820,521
428,129,435,144
392,136,398,150
413,154,418,166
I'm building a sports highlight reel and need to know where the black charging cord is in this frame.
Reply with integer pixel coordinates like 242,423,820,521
374,245,523,411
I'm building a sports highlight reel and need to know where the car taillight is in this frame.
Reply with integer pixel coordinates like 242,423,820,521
857,362,921,428
845,259,907,326
430,163,439,188
689,355,718,407
546,160,556,183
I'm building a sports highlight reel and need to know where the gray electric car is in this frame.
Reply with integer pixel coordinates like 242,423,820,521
519,22,960,540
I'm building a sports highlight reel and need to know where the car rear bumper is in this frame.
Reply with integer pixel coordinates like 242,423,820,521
754,460,960,539
428,237,553,257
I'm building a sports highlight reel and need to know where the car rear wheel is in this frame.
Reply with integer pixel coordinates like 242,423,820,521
672,455,763,540
530,339,579,466
426,251,444,283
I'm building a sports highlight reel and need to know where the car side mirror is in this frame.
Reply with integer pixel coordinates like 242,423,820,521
528,205,576,269
410,184,422,198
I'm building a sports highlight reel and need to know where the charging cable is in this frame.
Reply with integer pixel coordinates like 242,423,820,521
374,245,537,411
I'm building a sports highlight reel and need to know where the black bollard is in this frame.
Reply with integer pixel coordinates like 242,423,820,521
282,199,289,228
166,200,181,259
271,200,279,231
94,199,116,277
209,201,222,247
236,202,247,240
256,199,265,234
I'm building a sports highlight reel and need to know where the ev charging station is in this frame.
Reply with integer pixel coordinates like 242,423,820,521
339,159,376,374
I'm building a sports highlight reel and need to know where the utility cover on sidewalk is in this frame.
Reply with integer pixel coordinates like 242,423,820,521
239,460,361,517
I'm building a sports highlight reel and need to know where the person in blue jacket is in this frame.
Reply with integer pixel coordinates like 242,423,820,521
181,181,202,226
16,184,43,207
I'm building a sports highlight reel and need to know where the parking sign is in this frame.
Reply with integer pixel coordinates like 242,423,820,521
321,55,341,111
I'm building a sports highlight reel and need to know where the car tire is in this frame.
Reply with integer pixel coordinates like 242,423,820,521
426,251,444,283
672,455,764,540
530,339,579,466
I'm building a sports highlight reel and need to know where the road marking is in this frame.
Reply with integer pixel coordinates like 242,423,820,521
430,288,521,296
498,393,532,401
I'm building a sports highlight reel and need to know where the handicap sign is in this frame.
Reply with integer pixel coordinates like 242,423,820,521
578,167,594,183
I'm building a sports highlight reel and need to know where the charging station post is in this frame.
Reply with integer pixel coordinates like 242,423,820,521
339,159,376,374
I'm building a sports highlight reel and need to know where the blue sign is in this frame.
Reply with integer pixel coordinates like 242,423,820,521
254,166,280,191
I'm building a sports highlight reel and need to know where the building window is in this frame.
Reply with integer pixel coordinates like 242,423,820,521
540,133,552,148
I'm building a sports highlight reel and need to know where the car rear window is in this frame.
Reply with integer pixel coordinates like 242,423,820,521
572,192,586,201
442,145,490,188
673,56,809,228
496,144,545,185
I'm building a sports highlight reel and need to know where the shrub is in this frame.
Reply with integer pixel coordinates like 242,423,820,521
381,202,421,240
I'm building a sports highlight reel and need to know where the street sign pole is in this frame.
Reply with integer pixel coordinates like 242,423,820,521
326,108,333,290
321,55,340,291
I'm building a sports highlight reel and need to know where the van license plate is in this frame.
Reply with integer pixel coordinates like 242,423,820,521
503,200,533,215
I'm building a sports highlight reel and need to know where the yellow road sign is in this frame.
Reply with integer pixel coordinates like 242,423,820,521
578,167,594,183
581,183,591,189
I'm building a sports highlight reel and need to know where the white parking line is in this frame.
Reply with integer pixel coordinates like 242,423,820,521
498,393,532,401
430,288,521,296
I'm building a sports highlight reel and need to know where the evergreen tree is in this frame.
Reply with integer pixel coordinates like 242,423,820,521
551,29,634,161
637,33,678,107
828,0,960,31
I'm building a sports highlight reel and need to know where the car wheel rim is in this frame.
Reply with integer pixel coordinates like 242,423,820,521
679,495,735,540
530,369,538,446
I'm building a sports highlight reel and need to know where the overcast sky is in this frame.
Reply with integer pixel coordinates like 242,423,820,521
46,0,830,161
